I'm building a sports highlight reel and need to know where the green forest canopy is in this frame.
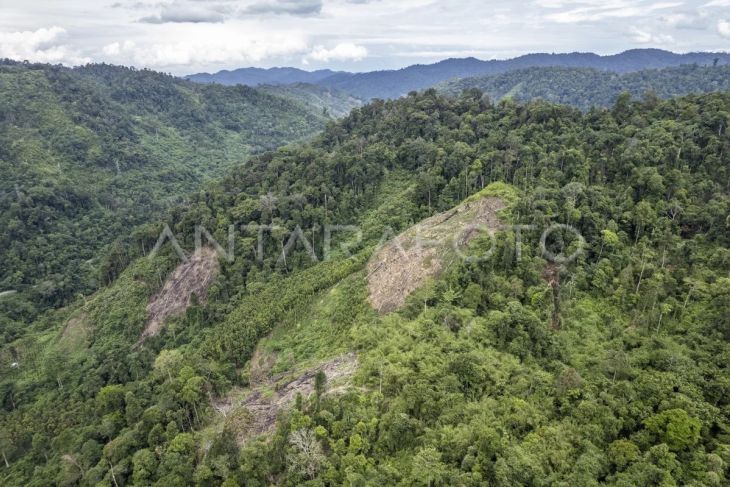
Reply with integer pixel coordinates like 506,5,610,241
0,60,336,322
1,87,728,485
439,64,730,111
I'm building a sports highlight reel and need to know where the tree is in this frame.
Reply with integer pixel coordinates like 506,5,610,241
287,429,326,481
644,409,701,452
410,447,449,486
608,440,640,470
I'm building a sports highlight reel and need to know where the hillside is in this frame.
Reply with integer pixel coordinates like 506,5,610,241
188,49,730,100
1,89,728,485
439,64,730,110
0,61,331,325
257,83,363,118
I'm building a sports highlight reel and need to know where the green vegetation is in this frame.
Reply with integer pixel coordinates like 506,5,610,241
257,83,363,119
1,84,729,486
0,60,331,325
440,64,730,110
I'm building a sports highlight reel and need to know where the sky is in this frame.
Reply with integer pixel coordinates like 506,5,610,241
0,0,729,74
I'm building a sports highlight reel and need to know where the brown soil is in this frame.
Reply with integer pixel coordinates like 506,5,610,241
367,196,504,313
141,247,219,342
213,353,358,444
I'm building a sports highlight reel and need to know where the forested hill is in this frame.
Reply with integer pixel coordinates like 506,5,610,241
0,60,331,324
188,49,730,100
186,67,343,86
439,64,730,110
256,83,363,118
1,88,728,485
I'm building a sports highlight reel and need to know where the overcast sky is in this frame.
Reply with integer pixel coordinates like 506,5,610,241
0,0,729,74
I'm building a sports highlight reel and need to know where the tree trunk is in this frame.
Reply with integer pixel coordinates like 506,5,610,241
109,462,119,487
636,253,647,294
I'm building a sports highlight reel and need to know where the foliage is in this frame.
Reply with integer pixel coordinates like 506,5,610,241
1,82,729,486
0,60,330,325
440,64,730,111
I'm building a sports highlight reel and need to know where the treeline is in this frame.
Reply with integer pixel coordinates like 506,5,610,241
440,64,730,110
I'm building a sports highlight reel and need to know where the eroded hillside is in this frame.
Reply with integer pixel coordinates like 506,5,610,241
367,195,505,313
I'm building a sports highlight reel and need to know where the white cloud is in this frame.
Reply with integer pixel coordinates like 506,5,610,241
719,19,730,38
661,12,711,30
103,40,136,56
0,26,90,65
102,30,308,68
303,43,367,64
546,1,682,23
629,26,674,44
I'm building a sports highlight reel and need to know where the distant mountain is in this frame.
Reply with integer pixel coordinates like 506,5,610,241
318,49,730,100
187,49,730,100
186,66,344,86
438,64,730,111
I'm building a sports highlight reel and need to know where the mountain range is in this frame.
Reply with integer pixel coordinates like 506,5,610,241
187,67,343,87
187,49,730,100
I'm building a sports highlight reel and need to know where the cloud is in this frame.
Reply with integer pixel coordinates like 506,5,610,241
140,3,228,23
136,0,322,23
629,26,674,44
102,32,308,68
243,0,323,16
0,26,90,65
719,19,730,38
546,1,682,23
533,0,604,8
661,11,711,30
102,40,137,56
303,43,367,64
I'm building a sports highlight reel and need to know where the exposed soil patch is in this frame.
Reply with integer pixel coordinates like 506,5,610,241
141,247,219,342
59,313,91,350
213,353,358,445
367,196,504,313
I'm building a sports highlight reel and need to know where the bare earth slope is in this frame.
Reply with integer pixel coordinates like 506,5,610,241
214,353,358,444
142,247,219,341
367,196,504,313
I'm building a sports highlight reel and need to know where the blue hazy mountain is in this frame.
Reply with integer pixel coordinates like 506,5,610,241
186,66,344,86
188,49,730,100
